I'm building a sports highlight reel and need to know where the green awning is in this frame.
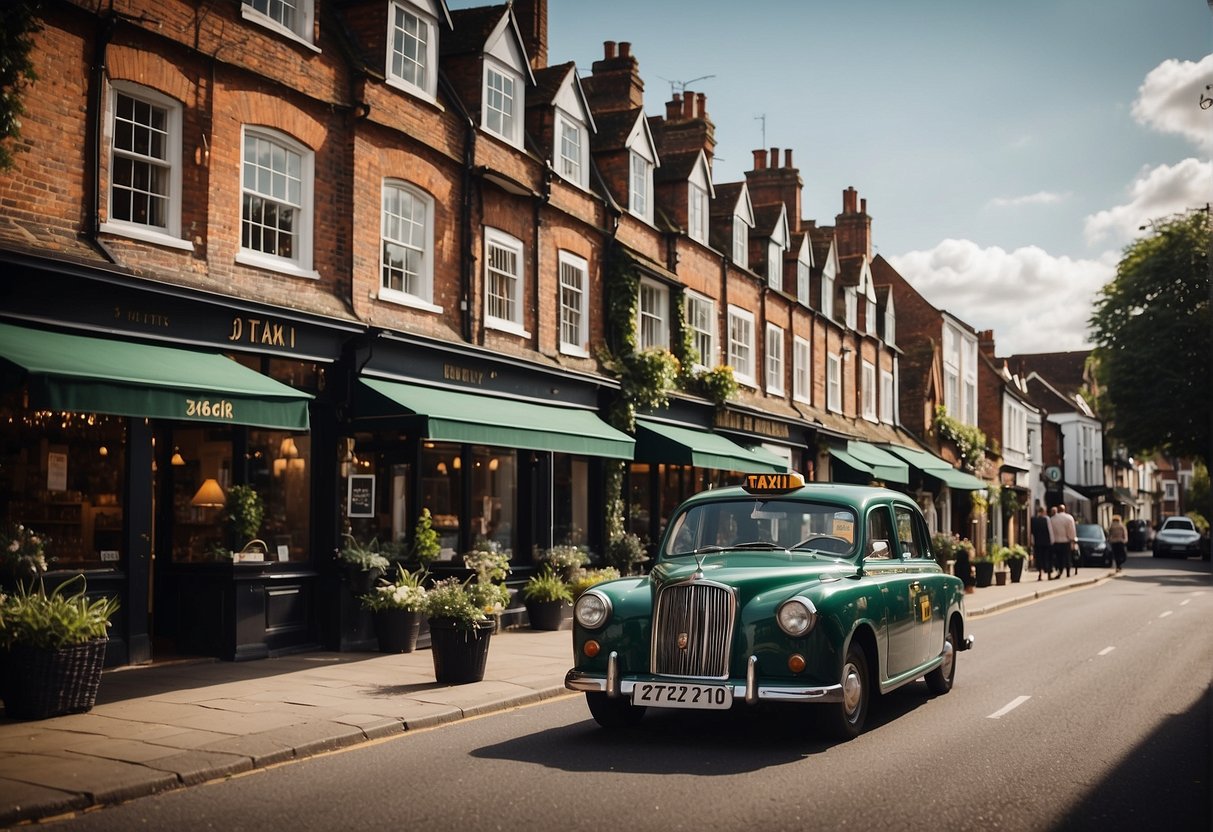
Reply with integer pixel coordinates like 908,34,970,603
634,419,785,473
359,378,633,459
882,444,986,491
0,322,311,430
837,440,909,485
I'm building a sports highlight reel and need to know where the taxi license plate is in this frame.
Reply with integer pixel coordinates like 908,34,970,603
631,681,732,710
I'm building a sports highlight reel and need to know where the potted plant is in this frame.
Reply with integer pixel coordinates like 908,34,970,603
424,577,494,684
520,566,573,630
360,564,427,653
0,577,118,719
538,544,590,581
0,522,49,593
338,535,391,595
973,545,995,588
408,508,441,568
605,532,649,575
929,532,956,572
225,485,264,558
953,538,976,593
569,567,621,598
1003,543,1028,583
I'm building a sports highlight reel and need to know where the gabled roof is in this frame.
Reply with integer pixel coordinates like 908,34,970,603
652,147,701,186
753,203,789,245
442,4,536,85
529,62,596,132
1005,351,1090,398
590,108,656,162
791,232,813,266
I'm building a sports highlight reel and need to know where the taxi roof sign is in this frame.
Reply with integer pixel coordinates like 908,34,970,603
742,471,805,493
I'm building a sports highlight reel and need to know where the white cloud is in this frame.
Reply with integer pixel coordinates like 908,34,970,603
1083,157,1213,245
1132,54,1213,150
987,191,1070,209
888,240,1115,355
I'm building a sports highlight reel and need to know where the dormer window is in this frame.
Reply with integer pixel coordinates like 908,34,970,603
387,1,438,100
767,241,782,290
865,297,875,335
484,61,522,146
732,221,748,268
885,305,896,346
845,289,858,330
630,151,652,222
689,182,709,243
556,112,587,188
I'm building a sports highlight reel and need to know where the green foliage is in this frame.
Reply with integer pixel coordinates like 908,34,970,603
933,406,987,472
423,577,488,630
461,541,511,584
568,567,621,597
539,545,590,572
359,563,427,612
410,508,441,567
684,364,740,406
520,566,572,603
1090,210,1212,466
930,532,956,567
605,533,649,575
1188,462,1211,532
338,535,391,572
224,485,264,543
0,576,118,650
0,1,42,170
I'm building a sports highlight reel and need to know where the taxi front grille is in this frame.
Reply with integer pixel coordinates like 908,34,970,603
652,581,736,679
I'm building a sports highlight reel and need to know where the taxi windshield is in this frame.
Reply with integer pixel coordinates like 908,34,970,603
662,499,858,559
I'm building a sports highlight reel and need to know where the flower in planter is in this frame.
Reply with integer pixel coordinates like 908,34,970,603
359,564,427,613
538,545,590,574
338,534,391,573
461,540,511,583
424,577,489,630
568,567,621,598
521,566,573,604
1,522,49,584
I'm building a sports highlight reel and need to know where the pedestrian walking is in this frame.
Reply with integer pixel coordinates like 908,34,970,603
1107,514,1128,572
1031,504,1053,581
1049,503,1078,578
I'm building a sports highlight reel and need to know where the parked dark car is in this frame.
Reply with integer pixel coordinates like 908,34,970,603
1126,519,1148,551
1075,523,1110,567
1152,516,1202,559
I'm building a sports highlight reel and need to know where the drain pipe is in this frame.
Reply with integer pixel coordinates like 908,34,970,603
84,12,118,263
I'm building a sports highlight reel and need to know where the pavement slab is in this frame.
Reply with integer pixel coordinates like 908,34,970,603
141,749,253,786
0,779,88,827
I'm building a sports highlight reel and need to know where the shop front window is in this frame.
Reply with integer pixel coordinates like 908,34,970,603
470,446,515,555
552,455,588,547
626,462,651,540
248,430,310,561
0,393,126,572
420,442,462,560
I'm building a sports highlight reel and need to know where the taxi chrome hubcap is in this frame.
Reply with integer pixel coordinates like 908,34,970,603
939,635,955,679
841,661,863,719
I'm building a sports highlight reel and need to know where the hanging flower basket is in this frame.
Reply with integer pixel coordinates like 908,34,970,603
3,638,108,720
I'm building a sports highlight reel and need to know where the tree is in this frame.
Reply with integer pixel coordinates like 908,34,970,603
1089,210,1211,467
0,1,43,170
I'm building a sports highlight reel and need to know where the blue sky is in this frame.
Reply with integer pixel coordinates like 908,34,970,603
453,1,1212,354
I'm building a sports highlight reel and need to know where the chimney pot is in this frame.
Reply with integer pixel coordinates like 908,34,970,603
752,149,767,170
666,93,682,120
860,198,867,214
620,41,631,58
696,92,706,117
604,41,616,59
784,148,793,168
770,147,779,168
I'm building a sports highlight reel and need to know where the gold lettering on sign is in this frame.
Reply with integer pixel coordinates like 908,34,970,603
443,363,485,385
229,316,297,350
112,306,170,328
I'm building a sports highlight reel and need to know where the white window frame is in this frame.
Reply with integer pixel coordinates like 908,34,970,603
732,218,748,269
685,291,716,368
237,126,316,278
821,268,835,320
962,337,978,425
885,304,896,346
797,258,811,306
865,298,875,336
767,241,782,290
765,324,785,395
727,306,755,386
554,110,588,189
241,0,318,50
793,336,811,404
689,181,709,244
880,369,895,423
386,0,438,101
629,150,652,222
845,289,858,330
827,353,842,412
636,278,669,351
558,250,590,357
484,227,528,336
483,60,522,147
379,180,439,312
100,82,191,251
862,361,877,422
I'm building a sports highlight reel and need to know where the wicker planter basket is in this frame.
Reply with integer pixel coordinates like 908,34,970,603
2,638,107,720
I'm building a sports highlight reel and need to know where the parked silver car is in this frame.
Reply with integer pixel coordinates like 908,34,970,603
1151,516,1202,559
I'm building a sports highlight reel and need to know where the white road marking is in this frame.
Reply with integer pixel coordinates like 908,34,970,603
1180,599,1191,606
1098,646,1115,656
987,695,1031,719
1159,610,1173,618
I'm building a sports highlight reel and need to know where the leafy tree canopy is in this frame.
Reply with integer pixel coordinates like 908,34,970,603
1089,210,1211,466
0,1,43,170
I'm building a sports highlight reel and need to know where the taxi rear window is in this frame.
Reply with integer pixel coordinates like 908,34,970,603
663,499,858,557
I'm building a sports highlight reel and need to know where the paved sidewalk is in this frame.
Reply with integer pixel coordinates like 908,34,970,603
0,566,1115,826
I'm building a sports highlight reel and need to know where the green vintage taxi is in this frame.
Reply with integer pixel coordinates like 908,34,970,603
565,472,973,739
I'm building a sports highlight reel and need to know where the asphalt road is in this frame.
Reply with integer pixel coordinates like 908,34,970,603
45,553,1211,832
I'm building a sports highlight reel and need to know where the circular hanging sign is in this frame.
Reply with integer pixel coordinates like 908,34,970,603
1044,465,1062,483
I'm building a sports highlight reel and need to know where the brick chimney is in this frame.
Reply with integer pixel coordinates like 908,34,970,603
745,147,804,233
978,329,997,359
834,186,872,261
512,0,548,71
583,40,645,114
656,88,716,163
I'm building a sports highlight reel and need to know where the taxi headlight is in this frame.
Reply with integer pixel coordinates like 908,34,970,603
777,596,818,637
574,590,612,629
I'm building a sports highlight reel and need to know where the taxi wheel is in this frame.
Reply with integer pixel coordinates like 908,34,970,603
585,693,646,729
925,619,959,695
819,643,869,741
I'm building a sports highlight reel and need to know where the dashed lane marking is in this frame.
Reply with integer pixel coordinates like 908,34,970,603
1159,610,1173,618
1098,646,1115,656
987,695,1031,719
1180,599,1191,606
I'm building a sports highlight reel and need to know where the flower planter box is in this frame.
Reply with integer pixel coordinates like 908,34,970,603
428,619,492,684
2,638,107,720
974,561,995,588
